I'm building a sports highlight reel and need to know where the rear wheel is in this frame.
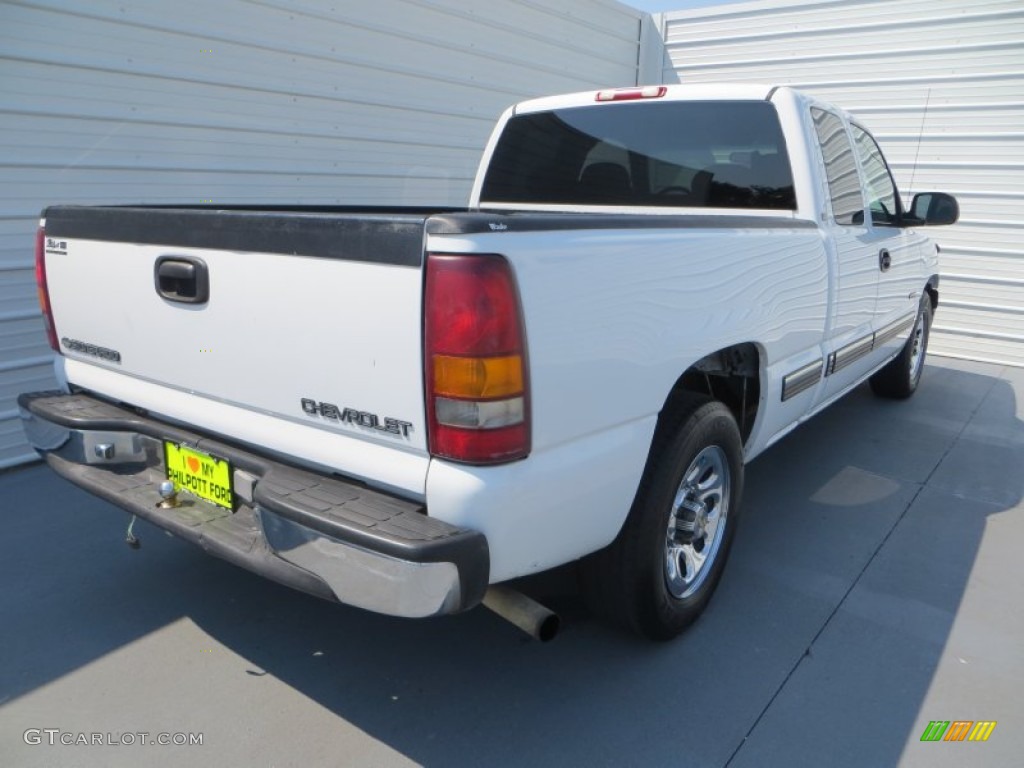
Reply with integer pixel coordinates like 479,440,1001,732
580,394,744,640
870,296,932,399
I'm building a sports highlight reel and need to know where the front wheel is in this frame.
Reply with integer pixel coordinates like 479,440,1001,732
579,395,744,640
870,296,932,399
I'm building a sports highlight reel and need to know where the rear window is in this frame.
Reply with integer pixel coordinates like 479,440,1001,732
481,100,795,210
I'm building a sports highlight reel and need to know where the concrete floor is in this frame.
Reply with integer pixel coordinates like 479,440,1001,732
0,357,1021,768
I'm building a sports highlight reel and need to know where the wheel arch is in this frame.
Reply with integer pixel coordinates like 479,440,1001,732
656,342,764,447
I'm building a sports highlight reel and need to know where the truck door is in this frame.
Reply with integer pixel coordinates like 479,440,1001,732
809,107,881,404
849,122,927,342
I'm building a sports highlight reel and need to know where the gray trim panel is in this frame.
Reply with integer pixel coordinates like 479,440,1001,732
830,334,875,375
781,359,823,401
825,311,916,378
875,315,915,347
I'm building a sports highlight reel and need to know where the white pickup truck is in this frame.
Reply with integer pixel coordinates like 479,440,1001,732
21,84,958,641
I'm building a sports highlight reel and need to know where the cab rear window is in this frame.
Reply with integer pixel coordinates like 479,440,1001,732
481,100,795,210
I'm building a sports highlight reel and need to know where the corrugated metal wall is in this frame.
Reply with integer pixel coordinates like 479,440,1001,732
660,0,1024,367
0,0,650,468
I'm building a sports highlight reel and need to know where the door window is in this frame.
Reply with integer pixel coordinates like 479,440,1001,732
810,108,863,226
850,124,901,226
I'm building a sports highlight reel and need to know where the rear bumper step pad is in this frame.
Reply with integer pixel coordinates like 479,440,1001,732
18,390,489,616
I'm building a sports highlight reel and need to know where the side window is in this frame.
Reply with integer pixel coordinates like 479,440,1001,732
810,108,863,226
850,124,900,226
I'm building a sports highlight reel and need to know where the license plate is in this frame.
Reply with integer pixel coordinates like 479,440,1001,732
164,442,235,511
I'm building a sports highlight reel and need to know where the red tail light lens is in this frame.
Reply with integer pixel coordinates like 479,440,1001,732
35,224,60,351
425,253,530,464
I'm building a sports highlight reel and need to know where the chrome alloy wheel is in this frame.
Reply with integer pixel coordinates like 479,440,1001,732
909,310,927,382
665,445,731,599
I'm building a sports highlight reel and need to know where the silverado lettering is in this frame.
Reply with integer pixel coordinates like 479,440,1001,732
45,237,68,254
60,337,121,363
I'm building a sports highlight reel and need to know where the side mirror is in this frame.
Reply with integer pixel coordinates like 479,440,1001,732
909,192,959,226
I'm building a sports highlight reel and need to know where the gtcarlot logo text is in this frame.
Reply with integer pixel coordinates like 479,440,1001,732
24,729,203,747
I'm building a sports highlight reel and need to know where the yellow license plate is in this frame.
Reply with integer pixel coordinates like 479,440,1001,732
164,442,234,510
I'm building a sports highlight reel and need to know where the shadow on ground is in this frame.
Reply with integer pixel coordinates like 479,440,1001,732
1,361,1020,767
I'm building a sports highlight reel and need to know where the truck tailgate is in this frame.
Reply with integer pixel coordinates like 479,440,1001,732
42,206,431,489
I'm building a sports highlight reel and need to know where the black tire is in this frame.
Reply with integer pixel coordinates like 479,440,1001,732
869,295,932,399
579,394,744,641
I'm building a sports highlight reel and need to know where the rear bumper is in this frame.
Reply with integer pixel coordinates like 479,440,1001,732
18,391,489,617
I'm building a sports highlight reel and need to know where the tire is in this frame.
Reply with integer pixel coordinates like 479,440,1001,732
869,295,932,399
579,394,744,641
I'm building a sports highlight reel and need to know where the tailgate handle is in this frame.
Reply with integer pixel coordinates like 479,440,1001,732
155,256,209,304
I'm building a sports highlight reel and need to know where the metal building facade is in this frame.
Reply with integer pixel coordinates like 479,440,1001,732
0,0,654,468
659,0,1024,367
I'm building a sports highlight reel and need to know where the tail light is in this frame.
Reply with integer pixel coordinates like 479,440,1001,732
425,253,530,464
34,224,60,351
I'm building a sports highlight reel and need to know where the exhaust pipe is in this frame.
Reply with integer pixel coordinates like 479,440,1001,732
482,586,560,642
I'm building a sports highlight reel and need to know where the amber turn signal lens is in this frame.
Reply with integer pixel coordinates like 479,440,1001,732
432,354,523,399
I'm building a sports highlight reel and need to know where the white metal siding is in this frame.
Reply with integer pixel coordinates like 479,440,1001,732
0,0,649,468
660,0,1024,367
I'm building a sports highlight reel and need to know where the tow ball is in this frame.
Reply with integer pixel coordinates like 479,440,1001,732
156,480,180,509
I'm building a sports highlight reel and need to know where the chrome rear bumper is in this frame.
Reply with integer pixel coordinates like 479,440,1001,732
19,391,489,618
